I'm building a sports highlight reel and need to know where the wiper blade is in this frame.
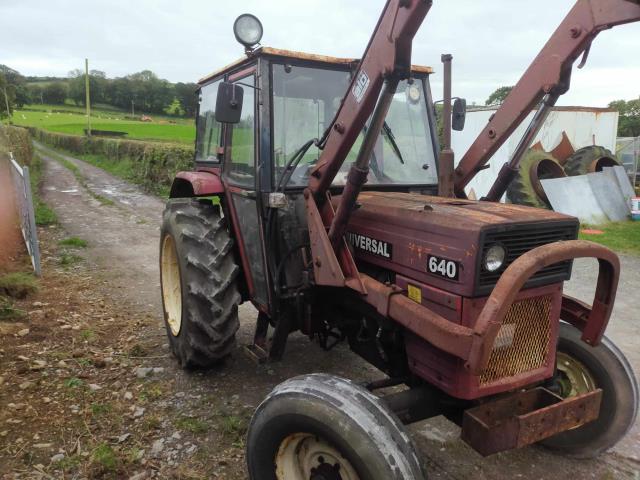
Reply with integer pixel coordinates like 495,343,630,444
382,121,404,164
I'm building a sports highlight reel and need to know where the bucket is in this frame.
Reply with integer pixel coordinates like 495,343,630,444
631,197,640,211
632,211,640,221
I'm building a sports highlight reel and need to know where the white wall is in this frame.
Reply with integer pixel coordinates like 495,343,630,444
451,107,619,200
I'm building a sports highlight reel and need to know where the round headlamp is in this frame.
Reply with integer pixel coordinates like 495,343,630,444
483,244,506,272
234,14,263,50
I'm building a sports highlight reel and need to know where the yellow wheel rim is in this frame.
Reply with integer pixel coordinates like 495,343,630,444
275,432,360,480
161,234,182,336
556,351,598,397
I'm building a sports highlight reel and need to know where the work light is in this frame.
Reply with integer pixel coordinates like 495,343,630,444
234,14,263,51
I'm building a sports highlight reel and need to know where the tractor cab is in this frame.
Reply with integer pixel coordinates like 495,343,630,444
196,47,440,193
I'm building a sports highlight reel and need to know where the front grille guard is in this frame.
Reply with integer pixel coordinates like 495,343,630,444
359,240,619,376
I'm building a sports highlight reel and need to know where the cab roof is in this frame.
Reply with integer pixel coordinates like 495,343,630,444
198,47,433,85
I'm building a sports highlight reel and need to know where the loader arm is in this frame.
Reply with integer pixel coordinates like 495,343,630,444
304,0,433,289
453,0,640,199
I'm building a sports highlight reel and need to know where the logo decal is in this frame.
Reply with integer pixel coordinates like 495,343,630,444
427,255,459,280
352,70,370,104
347,232,392,259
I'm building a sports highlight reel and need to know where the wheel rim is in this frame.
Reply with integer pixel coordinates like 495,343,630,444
161,234,182,336
275,433,360,480
556,351,598,398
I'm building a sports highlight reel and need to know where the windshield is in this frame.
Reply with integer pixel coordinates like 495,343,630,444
272,64,438,188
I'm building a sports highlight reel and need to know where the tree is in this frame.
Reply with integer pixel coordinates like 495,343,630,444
485,86,513,106
0,65,29,115
43,82,68,104
174,82,198,117
609,98,640,137
67,69,106,106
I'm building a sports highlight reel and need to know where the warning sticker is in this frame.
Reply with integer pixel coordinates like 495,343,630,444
407,284,422,304
352,70,370,103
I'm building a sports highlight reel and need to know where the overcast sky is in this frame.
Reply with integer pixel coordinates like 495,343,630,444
2,0,639,107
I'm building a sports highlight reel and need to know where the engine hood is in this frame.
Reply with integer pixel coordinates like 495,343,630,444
332,191,578,297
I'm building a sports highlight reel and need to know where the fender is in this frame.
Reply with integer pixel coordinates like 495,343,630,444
169,171,225,198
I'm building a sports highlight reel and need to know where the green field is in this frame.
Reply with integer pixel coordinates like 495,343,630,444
580,221,640,256
11,104,195,144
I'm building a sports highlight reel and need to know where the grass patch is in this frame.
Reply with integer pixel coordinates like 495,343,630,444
64,377,84,389
0,295,25,320
90,402,112,416
52,454,82,472
579,221,640,255
80,328,96,342
220,413,249,447
174,416,209,434
58,252,83,266
0,272,38,299
29,154,58,226
58,236,88,248
90,443,118,472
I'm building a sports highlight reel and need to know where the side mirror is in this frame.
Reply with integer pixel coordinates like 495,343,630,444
452,98,466,131
215,82,244,123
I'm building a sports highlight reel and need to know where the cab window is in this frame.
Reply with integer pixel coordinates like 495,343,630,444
195,80,222,162
227,75,256,187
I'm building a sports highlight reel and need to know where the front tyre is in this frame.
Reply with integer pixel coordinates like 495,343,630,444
246,374,427,480
160,198,241,369
541,322,639,458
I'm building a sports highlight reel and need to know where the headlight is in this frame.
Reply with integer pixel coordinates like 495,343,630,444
483,244,506,272
233,14,263,50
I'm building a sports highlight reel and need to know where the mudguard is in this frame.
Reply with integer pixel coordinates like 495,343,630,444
169,171,225,198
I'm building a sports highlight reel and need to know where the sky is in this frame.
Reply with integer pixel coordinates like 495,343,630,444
1,0,639,107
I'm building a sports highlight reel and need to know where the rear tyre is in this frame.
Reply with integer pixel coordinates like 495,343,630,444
507,149,566,208
540,323,639,458
246,374,427,480
160,198,241,368
564,145,621,176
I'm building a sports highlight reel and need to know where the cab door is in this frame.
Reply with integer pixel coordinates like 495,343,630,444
222,68,270,310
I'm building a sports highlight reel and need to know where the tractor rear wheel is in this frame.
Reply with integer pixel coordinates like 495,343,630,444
246,374,427,480
160,198,240,368
507,149,566,208
540,322,638,458
564,145,621,176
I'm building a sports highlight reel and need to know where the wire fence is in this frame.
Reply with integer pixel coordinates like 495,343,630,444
9,151,41,276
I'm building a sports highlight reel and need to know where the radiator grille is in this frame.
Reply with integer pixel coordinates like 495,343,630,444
480,295,552,385
477,222,577,295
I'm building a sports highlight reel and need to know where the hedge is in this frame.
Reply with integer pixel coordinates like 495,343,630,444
0,125,33,166
29,128,194,192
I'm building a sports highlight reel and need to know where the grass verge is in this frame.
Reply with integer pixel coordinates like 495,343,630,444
0,272,38,298
579,221,640,256
30,153,58,225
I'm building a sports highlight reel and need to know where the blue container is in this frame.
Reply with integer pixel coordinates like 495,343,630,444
632,211,640,221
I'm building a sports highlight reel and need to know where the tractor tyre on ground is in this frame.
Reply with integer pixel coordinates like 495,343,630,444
540,322,639,458
506,149,566,209
564,145,621,176
246,374,427,480
160,198,241,369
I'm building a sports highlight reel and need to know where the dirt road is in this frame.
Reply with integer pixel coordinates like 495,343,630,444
28,142,640,478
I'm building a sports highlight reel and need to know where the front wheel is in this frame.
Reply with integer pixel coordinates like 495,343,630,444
246,374,426,480
541,322,639,458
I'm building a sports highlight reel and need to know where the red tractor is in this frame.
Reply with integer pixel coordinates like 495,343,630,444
160,1,640,478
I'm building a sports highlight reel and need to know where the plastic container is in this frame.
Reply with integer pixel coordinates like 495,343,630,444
632,210,640,221
631,197,640,211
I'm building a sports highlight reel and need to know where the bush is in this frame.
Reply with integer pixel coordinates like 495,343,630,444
0,125,32,166
30,128,193,192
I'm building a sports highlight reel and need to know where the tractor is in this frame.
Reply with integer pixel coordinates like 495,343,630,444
160,1,640,478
